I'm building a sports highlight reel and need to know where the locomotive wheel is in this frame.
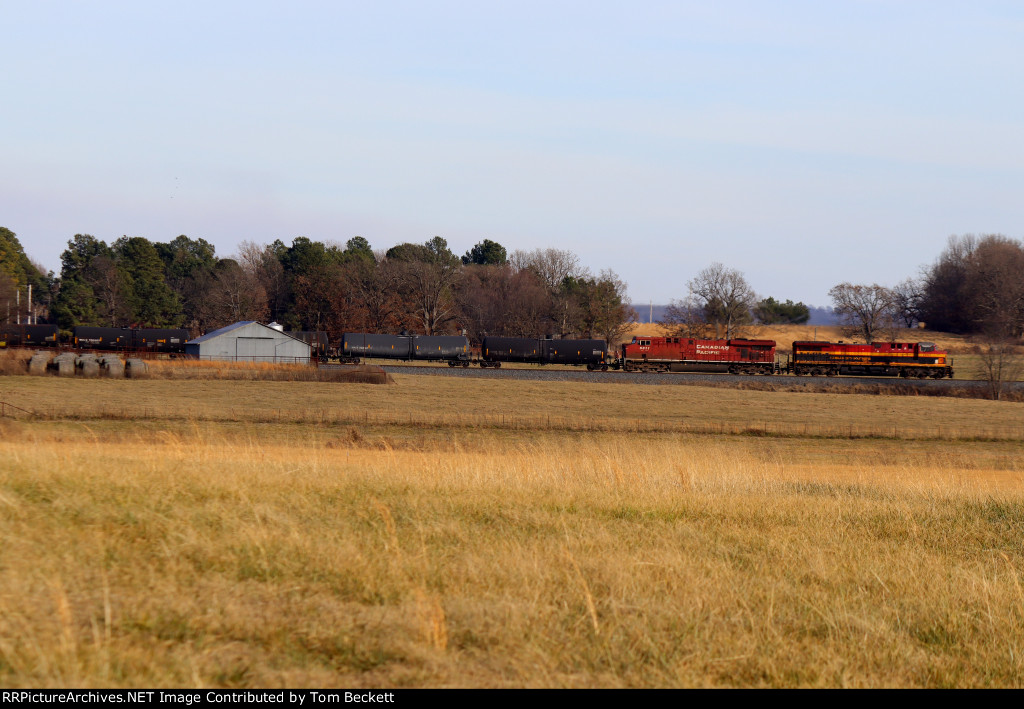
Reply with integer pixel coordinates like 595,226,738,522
494,362,501,368
601,364,608,371
462,361,469,368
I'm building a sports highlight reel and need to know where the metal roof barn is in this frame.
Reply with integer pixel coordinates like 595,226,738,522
185,321,312,363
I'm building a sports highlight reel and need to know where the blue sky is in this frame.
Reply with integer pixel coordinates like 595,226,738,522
3,1,1022,307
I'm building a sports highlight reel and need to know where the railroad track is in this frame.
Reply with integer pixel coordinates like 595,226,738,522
379,363,1021,394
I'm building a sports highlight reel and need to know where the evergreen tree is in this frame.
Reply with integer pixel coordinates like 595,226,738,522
113,236,183,326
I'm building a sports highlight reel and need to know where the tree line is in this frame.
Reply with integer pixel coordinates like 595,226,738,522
4,225,1021,346
0,229,635,344
827,234,1024,344
656,234,1024,346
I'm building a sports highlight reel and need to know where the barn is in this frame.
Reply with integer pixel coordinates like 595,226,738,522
185,321,312,363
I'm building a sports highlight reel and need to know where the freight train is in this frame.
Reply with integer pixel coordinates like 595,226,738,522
0,322,956,379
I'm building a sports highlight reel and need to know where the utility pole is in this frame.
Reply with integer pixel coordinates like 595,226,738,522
27,284,32,325
15,289,19,325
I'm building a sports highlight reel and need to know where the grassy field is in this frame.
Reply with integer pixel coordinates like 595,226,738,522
1,373,1023,687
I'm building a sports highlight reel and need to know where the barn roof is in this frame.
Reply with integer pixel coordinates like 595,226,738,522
186,321,307,346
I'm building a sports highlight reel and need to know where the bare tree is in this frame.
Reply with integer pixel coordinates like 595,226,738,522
387,237,463,335
891,277,923,328
346,257,404,333
978,339,1023,401
829,283,897,343
509,248,584,292
918,234,1024,337
237,240,288,322
568,269,636,343
195,260,269,331
687,263,756,339
659,296,715,338
965,236,1024,338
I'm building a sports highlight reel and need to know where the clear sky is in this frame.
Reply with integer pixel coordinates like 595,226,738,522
3,1,1022,307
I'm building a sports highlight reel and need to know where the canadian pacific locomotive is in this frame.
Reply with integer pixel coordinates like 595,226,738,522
620,336,778,374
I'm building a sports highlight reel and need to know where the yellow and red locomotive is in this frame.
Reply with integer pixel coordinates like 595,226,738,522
790,341,953,378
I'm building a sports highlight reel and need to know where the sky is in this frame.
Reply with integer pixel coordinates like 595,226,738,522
3,1,1022,308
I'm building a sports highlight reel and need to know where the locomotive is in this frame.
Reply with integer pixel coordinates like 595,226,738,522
789,340,953,378
619,336,777,374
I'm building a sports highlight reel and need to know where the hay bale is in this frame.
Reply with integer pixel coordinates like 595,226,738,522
99,356,125,378
51,352,77,377
29,352,52,375
77,354,100,378
125,358,149,378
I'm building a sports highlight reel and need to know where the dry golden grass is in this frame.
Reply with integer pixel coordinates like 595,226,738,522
1,374,1023,687
0,422,1023,687
2,374,1022,440
142,359,392,383
0,348,33,375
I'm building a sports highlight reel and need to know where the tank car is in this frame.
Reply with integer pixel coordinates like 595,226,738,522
542,339,608,369
340,333,470,366
73,326,132,350
412,335,471,365
479,337,609,369
132,328,189,353
790,341,953,378
620,336,777,374
290,331,329,359
480,337,544,366
0,324,60,348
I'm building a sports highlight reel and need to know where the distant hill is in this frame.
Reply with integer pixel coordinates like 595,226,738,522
630,304,839,326
806,306,839,325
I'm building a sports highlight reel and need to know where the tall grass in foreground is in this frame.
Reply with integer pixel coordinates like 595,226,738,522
0,425,1022,688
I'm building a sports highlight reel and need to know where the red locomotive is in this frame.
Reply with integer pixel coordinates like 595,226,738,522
620,336,777,374
790,341,953,378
